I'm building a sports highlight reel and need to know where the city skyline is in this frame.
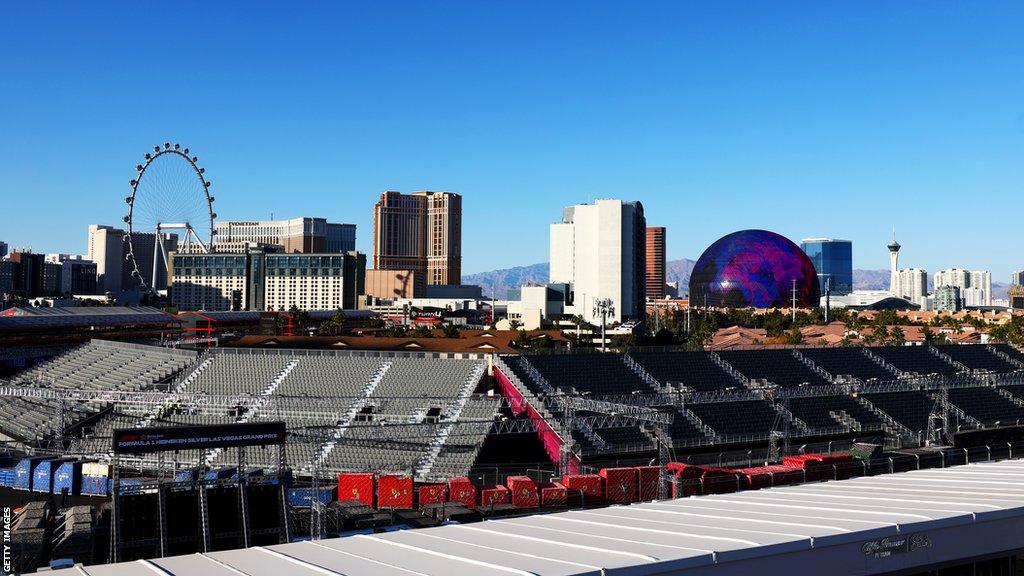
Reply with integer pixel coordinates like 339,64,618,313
2,3,1023,278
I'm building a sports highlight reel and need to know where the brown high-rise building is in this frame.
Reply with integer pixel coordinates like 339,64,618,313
372,191,462,293
645,227,666,300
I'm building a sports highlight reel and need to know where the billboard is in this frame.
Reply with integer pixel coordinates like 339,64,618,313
112,421,286,454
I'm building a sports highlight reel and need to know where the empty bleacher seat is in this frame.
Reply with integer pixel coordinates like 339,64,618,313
629,351,745,392
717,349,831,388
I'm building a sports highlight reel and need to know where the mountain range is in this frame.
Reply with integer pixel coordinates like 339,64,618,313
464,261,1010,300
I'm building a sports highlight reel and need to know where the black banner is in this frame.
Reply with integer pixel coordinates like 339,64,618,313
953,425,1024,449
112,421,286,454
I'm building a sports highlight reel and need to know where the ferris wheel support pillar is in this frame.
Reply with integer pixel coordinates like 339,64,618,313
151,223,164,292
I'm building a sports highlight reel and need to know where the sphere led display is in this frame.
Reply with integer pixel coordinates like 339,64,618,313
689,230,820,309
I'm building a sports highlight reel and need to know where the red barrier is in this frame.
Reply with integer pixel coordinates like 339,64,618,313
701,467,739,494
765,465,804,486
540,482,567,507
635,466,660,500
377,475,414,509
736,467,774,490
600,467,638,504
337,473,375,506
666,462,704,479
784,453,856,481
447,477,477,507
506,475,539,508
418,483,447,506
561,474,603,502
480,485,511,507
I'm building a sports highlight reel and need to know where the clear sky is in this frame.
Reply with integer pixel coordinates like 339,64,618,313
1,2,1022,280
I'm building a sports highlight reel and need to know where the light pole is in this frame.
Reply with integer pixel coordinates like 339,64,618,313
593,298,615,351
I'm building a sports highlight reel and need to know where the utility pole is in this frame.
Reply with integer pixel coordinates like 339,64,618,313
791,279,797,323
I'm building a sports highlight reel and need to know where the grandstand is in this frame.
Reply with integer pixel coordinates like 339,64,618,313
5,340,1024,481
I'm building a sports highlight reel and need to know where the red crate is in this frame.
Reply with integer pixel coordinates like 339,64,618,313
337,473,375,506
765,465,804,486
671,475,702,498
635,465,660,501
540,482,567,507
736,467,774,490
377,475,413,509
480,485,510,507
701,467,739,494
506,475,539,508
666,462,705,479
600,467,637,504
418,483,447,506
447,476,477,508
561,474,603,502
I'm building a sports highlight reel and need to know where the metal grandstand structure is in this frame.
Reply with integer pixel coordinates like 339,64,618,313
5,339,1024,486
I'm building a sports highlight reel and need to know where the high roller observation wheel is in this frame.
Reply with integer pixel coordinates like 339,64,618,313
123,143,217,292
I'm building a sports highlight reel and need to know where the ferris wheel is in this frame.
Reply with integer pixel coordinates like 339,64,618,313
123,143,216,292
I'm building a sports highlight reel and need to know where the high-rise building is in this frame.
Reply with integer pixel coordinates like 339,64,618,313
373,191,462,292
894,268,928,305
1012,270,1024,286
800,238,853,296
645,227,666,300
170,250,366,312
87,224,177,293
417,191,462,285
213,217,356,254
0,240,7,259
549,198,646,325
934,285,962,312
969,270,992,306
887,232,901,296
8,251,49,297
935,268,992,307
935,268,970,291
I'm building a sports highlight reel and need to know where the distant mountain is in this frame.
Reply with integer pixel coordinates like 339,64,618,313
465,264,1010,300
462,263,549,299
665,258,696,287
852,269,891,291
463,258,695,299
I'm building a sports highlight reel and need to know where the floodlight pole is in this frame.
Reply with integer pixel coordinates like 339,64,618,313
592,299,614,352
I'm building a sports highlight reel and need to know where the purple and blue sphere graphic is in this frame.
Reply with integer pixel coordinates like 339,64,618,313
689,230,820,308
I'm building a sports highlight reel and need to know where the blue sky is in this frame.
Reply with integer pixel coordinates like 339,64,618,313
1,2,1022,279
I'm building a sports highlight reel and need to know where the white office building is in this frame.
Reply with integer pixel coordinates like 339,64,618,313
1013,270,1024,286
970,270,992,306
934,268,992,307
895,268,928,306
549,199,646,325
170,251,365,312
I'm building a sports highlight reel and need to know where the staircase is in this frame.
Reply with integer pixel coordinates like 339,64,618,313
708,352,749,385
792,349,837,384
928,391,983,429
861,348,905,377
171,354,214,393
988,345,1024,370
929,346,970,374
771,402,810,435
998,387,1024,408
680,407,719,441
416,361,487,479
623,353,663,392
855,395,915,439
314,360,392,467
